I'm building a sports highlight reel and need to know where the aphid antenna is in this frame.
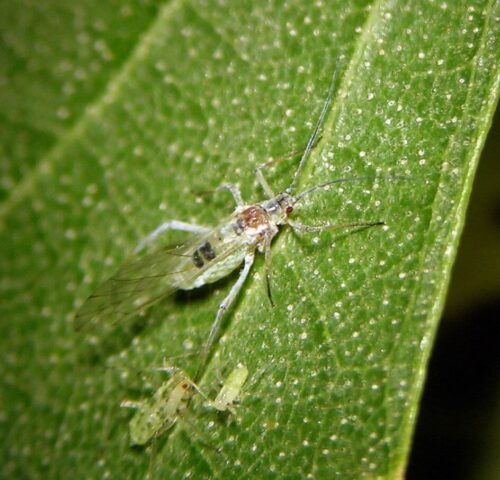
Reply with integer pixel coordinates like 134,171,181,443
108,360,190,390
188,379,209,401
156,350,202,366
293,174,409,203
110,351,198,379
153,364,181,374
102,361,149,383
286,58,342,195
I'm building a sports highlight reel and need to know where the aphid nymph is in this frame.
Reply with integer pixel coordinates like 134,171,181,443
204,363,249,415
121,368,197,445
76,64,383,380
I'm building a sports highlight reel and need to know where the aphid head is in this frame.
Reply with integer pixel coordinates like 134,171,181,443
263,192,296,223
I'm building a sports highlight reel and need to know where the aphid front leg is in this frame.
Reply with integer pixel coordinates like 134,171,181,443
255,161,276,199
195,251,256,381
216,183,244,206
135,220,211,253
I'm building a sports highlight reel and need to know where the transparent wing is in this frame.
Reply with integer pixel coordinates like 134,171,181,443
75,223,240,332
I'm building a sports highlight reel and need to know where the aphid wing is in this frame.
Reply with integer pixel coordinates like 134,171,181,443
75,245,191,331
75,220,240,331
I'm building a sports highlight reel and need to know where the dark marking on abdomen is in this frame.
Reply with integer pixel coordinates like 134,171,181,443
192,242,217,269
192,250,204,268
199,242,216,261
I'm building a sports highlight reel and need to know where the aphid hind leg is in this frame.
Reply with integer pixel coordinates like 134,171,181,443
195,251,256,382
135,220,211,253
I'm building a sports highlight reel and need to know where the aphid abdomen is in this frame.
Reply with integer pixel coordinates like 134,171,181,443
175,226,247,290
129,402,165,445
190,249,247,289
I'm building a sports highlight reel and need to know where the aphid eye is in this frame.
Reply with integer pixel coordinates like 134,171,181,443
286,206,294,214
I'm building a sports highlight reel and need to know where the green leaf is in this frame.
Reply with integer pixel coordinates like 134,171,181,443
0,1,498,479
0,0,162,200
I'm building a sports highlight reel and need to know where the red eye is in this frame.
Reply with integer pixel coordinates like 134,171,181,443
286,206,294,214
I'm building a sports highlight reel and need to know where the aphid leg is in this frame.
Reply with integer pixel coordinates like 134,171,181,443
152,416,178,441
135,220,211,253
120,400,143,410
154,365,181,376
195,251,256,381
263,241,275,307
216,183,244,206
288,220,385,234
181,418,225,455
255,161,275,199
256,139,324,199
207,367,225,393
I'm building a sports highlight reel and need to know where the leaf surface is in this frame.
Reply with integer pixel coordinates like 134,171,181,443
0,1,498,478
